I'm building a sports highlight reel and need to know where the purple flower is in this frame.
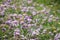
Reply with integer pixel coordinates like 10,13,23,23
32,11,37,16
14,28,20,36
11,20,19,26
10,4,16,9
22,26,28,29
28,24,32,27
0,6,4,11
2,28,6,32
32,30,39,36
56,17,59,20
5,20,12,25
27,18,32,23
54,33,60,40
24,16,31,20
48,18,52,22
20,21,25,25
22,23,28,29
21,7,29,12
0,12,5,17
27,0,32,4
18,14,22,18
7,0,11,2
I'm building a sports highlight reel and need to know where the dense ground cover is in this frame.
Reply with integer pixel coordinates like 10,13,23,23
0,0,60,40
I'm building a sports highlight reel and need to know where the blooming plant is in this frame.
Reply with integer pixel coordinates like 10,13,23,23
0,0,60,40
